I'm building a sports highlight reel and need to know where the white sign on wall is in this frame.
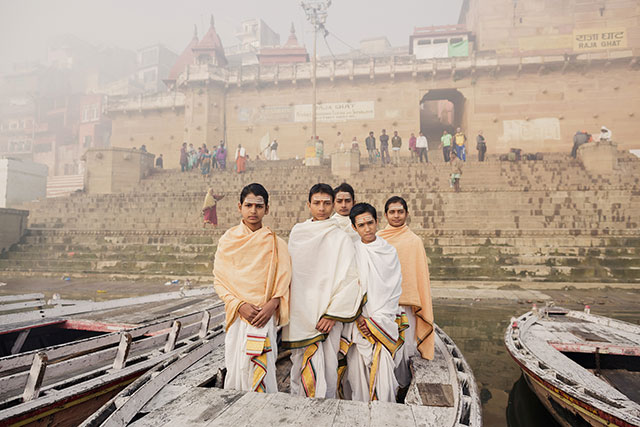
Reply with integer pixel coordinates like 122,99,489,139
293,101,375,123
501,118,561,142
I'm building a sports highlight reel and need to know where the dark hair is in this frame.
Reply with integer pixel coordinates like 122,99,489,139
240,183,269,205
384,196,408,213
308,183,335,202
333,182,355,201
349,202,377,226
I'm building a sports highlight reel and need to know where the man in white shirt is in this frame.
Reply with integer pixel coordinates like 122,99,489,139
416,131,429,163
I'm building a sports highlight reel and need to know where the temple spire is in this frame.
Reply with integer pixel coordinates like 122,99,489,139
193,24,198,39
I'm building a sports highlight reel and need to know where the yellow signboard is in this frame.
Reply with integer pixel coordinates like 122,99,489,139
573,27,627,52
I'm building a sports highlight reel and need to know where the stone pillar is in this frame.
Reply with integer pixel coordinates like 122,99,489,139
331,149,360,178
578,140,618,175
0,208,28,253
85,148,155,194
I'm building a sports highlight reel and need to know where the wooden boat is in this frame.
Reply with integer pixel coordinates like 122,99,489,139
80,325,482,427
0,289,224,426
504,304,640,427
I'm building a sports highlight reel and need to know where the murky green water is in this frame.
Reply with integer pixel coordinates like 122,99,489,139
435,297,640,426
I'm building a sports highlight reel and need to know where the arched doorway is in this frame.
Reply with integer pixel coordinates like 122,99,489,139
419,89,465,152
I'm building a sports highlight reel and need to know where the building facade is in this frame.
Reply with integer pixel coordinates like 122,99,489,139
107,0,640,168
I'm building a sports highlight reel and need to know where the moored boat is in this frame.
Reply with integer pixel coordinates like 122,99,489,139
504,305,640,427
0,289,223,426
81,324,482,427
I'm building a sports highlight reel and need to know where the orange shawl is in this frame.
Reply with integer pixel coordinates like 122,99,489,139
213,221,291,330
377,224,434,359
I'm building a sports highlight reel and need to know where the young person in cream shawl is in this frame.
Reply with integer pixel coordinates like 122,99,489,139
282,183,364,399
377,196,434,389
330,182,359,241
213,183,291,393
343,202,407,402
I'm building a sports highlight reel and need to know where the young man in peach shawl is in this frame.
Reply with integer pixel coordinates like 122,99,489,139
377,196,434,388
213,183,291,393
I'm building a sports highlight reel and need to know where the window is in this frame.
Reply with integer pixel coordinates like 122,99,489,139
417,39,432,46
434,38,448,44
84,135,92,148
82,104,99,122
0,142,7,152
450,37,464,44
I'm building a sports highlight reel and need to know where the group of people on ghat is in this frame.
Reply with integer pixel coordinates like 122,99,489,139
179,142,229,175
212,182,434,402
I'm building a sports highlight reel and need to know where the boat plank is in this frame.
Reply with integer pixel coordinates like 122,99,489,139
289,396,339,427
241,392,310,426
370,400,415,427
169,346,225,387
130,387,244,427
139,384,190,414
411,403,458,427
202,390,276,426
0,294,45,304
332,399,371,427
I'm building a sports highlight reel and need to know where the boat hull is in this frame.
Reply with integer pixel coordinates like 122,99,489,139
1,373,139,427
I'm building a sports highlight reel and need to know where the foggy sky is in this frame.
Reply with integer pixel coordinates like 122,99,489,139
0,0,463,72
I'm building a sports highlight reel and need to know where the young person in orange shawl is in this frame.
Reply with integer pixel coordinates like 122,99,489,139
212,183,291,393
377,196,434,388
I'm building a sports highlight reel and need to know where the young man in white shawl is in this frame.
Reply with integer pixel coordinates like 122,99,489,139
213,183,291,393
331,182,359,241
282,183,365,399
343,202,408,402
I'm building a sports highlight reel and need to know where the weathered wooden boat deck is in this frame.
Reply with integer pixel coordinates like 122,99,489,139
120,326,480,427
505,307,640,426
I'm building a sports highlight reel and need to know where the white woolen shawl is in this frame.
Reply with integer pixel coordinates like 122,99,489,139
331,212,360,241
282,218,363,347
354,236,403,340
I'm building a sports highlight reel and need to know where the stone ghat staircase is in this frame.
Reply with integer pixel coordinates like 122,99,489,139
3,153,640,282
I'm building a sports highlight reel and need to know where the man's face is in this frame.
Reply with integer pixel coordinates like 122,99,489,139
352,212,377,244
238,193,268,227
385,202,407,228
334,191,354,216
308,192,333,221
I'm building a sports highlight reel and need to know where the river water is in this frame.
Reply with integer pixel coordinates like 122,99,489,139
435,294,640,426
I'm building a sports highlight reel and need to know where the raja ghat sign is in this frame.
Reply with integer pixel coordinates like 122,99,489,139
573,27,627,52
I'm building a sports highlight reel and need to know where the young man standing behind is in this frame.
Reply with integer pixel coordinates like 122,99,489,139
345,202,406,402
332,182,359,240
283,183,364,399
378,196,434,388
213,183,291,393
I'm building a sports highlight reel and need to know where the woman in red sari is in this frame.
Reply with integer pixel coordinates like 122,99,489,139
202,188,224,227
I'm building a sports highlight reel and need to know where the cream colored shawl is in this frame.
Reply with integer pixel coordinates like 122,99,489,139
282,218,364,349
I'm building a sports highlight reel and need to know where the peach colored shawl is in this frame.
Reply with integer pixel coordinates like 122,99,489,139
377,224,434,359
213,221,291,330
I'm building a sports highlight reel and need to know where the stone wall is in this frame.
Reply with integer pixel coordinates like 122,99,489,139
108,108,184,168
84,148,155,194
0,208,28,253
0,158,48,208
460,0,640,56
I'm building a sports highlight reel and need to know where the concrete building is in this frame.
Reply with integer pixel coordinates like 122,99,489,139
226,18,281,66
0,157,48,208
107,0,640,167
136,44,179,93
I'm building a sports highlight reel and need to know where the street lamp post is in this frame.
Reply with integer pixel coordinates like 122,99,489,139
300,0,331,143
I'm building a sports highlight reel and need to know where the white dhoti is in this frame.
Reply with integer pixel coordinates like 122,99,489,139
346,325,398,402
394,307,418,387
290,323,342,398
224,316,278,393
